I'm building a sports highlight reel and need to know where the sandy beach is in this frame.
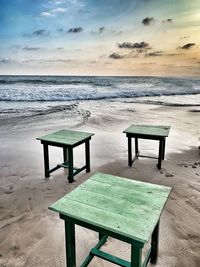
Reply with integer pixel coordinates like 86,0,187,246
1,0,200,265
0,100,200,267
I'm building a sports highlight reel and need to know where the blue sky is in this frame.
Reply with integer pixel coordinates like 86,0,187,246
0,0,200,76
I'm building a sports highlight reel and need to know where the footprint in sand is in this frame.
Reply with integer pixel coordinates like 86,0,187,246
9,245,20,256
4,185,14,194
178,162,200,168
165,173,174,177
159,169,174,177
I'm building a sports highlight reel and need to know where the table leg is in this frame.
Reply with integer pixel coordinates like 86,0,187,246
150,221,159,264
85,140,90,172
128,137,132,166
68,147,74,183
98,233,108,246
135,138,139,157
99,233,103,241
63,147,68,163
131,244,142,267
65,220,76,267
157,140,163,169
43,143,50,178
162,138,166,160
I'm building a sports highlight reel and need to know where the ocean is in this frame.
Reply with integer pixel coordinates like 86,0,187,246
0,75,200,125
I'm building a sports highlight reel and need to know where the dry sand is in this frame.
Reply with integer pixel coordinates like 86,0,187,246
0,101,200,267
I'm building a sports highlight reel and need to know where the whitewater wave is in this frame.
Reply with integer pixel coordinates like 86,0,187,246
0,86,200,102
0,89,199,102
0,75,200,103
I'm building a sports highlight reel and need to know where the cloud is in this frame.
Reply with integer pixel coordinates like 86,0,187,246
109,41,152,60
91,27,106,35
162,18,173,24
146,51,163,57
109,53,125,59
118,42,150,49
33,29,49,36
46,59,71,63
68,27,83,33
142,17,155,25
52,7,66,13
48,0,65,5
180,43,195,49
40,6,66,17
145,51,182,57
166,52,182,57
0,58,11,64
40,12,55,17
23,46,41,51
22,58,71,64
22,59,39,63
98,27,105,34
91,27,122,36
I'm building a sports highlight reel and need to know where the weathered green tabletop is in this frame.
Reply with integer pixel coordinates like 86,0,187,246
123,124,170,169
49,172,172,267
37,129,94,182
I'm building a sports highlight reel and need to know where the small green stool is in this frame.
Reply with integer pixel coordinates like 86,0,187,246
37,129,94,183
49,172,172,266
123,124,170,169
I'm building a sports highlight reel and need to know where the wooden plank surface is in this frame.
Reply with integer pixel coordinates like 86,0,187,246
123,124,170,137
49,173,171,243
37,129,94,146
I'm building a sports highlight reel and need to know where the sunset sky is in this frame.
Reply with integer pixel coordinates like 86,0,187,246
0,0,200,76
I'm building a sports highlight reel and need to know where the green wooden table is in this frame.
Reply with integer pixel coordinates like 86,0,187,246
123,124,170,169
37,129,94,183
49,172,172,267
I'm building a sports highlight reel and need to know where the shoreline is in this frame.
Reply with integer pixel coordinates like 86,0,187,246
0,89,200,130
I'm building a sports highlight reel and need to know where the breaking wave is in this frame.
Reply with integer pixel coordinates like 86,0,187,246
0,75,200,102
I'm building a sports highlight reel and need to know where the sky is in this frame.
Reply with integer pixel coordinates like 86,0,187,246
0,0,200,76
